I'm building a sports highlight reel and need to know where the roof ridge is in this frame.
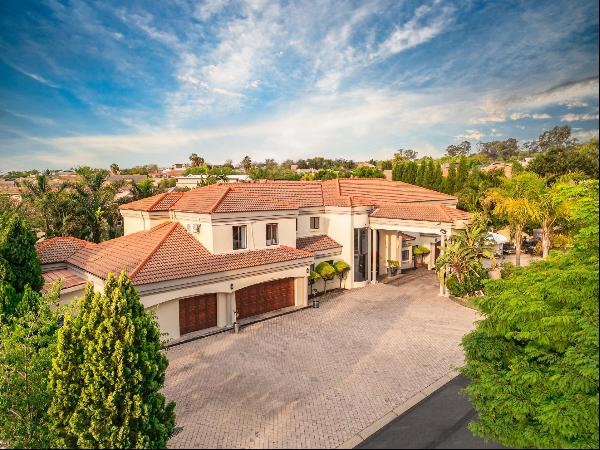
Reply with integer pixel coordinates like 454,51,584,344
208,185,231,212
129,221,179,280
436,204,453,222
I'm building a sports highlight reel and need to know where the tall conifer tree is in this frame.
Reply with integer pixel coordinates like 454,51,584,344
49,272,175,448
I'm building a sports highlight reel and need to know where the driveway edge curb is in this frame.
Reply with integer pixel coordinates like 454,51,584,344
336,368,461,449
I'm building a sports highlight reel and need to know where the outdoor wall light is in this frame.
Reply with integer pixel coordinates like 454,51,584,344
230,283,234,290
306,267,310,274
439,229,447,235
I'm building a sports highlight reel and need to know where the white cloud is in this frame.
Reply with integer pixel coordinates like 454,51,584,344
572,129,599,141
456,129,484,141
2,61,60,88
560,112,599,122
195,0,230,21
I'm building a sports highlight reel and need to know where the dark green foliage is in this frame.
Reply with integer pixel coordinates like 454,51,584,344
352,166,385,178
0,213,43,293
49,272,176,448
477,138,519,160
0,287,61,448
529,140,599,180
462,181,599,449
446,269,487,297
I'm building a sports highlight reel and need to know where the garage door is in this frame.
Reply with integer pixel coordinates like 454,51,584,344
179,294,217,335
236,278,295,320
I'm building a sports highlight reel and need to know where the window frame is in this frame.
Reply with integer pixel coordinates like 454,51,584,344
310,216,320,230
232,225,247,250
266,223,279,246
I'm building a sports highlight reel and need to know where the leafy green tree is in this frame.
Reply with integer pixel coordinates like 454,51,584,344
49,272,175,448
484,173,539,266
446,140,471,157
0,212,43,294
352,167,385,178
462,180,599,448
446,161,457,193
315,262,336,294
0,286,61,448
529,139,599,180
477,138,519,160
109,163,120,174
189,153,204,167
524,125,576,153
414,163,425,186
333,260,351,289
130,178,155,200
241,155,252,173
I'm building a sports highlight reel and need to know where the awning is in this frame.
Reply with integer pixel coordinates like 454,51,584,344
486,232,508,244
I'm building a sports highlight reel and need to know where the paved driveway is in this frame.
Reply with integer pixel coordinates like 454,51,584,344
164,271,478,449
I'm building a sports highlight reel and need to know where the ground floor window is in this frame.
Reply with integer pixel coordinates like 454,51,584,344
402,249,410,262
354,228,368,282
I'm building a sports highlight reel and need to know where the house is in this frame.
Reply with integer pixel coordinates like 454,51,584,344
481,162,513,178
0,180,23,203
36,179,470,340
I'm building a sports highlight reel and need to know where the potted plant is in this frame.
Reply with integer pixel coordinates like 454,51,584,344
386,259,400,276
333,260,351,289
308,270,322,297
412,246,430,267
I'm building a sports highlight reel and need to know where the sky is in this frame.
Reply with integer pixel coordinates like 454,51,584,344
0,0,598,171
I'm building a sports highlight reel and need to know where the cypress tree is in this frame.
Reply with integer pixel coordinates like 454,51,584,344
415,163,425,186
447,161,457,193
0,213,43,293
432,162,444,191
457,157,469,188
406,161,418,184
49,272,175,448
392,161,404,181
423,159,435,189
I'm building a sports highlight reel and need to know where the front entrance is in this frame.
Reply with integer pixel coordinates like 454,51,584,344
179,294,218,335
236,278,295,320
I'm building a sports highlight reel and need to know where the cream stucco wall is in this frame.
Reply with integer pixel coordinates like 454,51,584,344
121,210,171,235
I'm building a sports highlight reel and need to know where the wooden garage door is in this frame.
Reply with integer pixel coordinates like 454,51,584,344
179,294,217,335
236,278,295,320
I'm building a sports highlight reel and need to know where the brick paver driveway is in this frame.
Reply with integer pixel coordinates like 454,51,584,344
164,271,478,449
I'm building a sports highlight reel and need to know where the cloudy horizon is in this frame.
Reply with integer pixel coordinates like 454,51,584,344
1,0,598,171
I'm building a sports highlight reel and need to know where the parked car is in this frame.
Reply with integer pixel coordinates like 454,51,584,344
522,237,540,255
503,242,516,254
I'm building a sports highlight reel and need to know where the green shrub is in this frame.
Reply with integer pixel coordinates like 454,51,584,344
446,269,488,297
412,246,430,255
500,261,517,279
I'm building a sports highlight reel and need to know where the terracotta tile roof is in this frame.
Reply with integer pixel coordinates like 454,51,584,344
296,235,342,254
324,178,457,205
42,269,86,293
119,192,183,211
398,232,416,241
35,237,94,264
169,184,298,213
370,203,471,223
119,178,457,213
40,222,312,285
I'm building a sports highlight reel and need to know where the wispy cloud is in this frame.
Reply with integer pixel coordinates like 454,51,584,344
456,129,484,141
560,112,599,122
2,60,60,88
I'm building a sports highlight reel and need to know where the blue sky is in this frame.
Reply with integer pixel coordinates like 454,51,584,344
0,0,598,170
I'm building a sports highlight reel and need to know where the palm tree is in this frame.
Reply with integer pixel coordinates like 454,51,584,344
484,173,540,266
70,167,121,243
241,156,252,173
529,177,571,258
435,239,482,284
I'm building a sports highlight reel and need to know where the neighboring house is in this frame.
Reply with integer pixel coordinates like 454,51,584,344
481,162,513,178
0,180,23,203
383,169,393,181
106,174,148,183
176,174,251,189
36,179,470,340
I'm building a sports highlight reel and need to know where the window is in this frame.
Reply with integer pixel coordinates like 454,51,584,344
232,225,247,250
402,249,410,262
310,217,320,230
266,223,278,245
354,228,368,282
186,223,201,234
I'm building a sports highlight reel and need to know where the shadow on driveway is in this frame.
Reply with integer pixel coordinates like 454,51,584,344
357,375,506,449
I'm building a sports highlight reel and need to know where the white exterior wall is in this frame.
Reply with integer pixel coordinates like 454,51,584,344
296,207,325,238
121,210,170,235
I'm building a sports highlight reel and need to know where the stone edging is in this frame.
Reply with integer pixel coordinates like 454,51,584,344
336,369,461,449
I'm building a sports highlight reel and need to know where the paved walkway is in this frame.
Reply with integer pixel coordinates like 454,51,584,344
358,374,505,449
163,272,478,448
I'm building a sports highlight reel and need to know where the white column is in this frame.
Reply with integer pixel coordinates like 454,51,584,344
294,277,308,306
398,233,403,274
230,292,237,324
428,242,435,270
439,233,446,296
371,229,378,283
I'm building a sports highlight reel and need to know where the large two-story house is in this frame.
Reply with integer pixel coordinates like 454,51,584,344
36,178,470,340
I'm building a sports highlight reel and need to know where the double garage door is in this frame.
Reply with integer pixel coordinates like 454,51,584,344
178,278,295,335
236,277,295,320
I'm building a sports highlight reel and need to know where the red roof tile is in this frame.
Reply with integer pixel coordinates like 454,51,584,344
370,203,471,223
296,235,342,254
40,222,312,285
42,269,86,293
119,192,183,211
35,237,94,264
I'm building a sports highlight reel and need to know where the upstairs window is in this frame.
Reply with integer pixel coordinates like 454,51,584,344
233,225,247,250
310,217,320,230
266,223,279,246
